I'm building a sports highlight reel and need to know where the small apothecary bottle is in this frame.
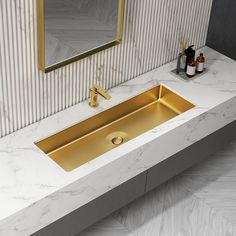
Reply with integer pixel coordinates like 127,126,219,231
196,53,205,73
186,60,196,78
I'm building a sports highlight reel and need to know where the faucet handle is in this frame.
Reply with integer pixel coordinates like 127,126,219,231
93,85,111,100
93,84,106,92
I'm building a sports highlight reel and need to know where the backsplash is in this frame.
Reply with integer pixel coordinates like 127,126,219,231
0,0,213,138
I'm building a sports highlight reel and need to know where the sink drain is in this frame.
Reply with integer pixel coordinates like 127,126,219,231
111,136,124,145
106,131,128,146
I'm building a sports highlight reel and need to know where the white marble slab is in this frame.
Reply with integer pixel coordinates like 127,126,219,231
0,47,235,235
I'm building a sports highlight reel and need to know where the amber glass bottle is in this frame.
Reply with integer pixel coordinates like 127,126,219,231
186,60,196,78
196,53,205,73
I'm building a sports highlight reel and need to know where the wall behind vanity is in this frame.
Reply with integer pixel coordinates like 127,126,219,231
206,0,236,60
0,0,213,137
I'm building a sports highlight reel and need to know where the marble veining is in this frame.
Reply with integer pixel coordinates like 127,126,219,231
0,47,235,235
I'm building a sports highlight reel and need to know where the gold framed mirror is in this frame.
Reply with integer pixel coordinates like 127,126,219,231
36,0,124,73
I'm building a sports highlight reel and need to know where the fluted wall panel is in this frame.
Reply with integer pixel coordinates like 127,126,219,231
0,0,213,137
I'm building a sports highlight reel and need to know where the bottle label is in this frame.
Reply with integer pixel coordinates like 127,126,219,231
186,65,196,76
197,62,204,72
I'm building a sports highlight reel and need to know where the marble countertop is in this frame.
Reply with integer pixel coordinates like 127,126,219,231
0,47,235,235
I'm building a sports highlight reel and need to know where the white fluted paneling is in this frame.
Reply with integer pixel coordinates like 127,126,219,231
0,0,213,137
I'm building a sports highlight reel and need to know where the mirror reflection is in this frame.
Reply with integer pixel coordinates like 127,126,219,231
37,0,124,72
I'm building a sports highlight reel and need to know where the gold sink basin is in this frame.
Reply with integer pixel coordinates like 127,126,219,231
35,85,195,172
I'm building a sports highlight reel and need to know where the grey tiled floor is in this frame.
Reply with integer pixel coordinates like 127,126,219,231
78,139,236,236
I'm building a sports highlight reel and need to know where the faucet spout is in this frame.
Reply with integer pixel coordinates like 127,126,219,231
89,85,111,107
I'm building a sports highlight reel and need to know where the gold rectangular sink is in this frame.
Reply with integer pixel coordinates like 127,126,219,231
35,85,195,172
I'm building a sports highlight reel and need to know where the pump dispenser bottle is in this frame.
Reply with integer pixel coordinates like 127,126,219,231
185,45,196,71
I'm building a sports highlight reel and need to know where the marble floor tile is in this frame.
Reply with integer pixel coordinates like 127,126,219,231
177,139,236,225
114,179,234,236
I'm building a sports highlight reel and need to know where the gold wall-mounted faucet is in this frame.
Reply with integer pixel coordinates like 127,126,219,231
89,85,111,107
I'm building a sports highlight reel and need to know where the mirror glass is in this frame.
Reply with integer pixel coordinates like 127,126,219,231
37,0,124,72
